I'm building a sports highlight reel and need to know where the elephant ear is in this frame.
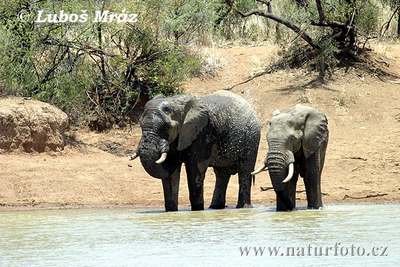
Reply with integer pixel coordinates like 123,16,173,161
302,109,328,158
177,98,209,151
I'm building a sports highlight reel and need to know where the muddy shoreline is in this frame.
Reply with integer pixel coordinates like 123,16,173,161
1,199,399,212
1,45,400,212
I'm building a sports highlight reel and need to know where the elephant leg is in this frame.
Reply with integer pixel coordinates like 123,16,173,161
276,191,292,211
237,169,252,208
185,160,208,211
303,150,323,209
276,168,299,211
162,164,182,212
319,139,328,176
209,167,231,209
288,168,299,209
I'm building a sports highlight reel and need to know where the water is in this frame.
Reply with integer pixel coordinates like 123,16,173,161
0,204,399,267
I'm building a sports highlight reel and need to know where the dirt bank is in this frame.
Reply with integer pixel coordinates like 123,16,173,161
1,43,400,210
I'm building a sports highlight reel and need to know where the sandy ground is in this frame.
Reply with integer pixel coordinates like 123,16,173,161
1,43,400,210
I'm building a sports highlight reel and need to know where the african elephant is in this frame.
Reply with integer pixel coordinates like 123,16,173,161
252,105,329,211
130,90,261,212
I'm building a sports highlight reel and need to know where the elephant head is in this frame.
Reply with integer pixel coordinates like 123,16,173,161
252,105,328,207
130,94,209,179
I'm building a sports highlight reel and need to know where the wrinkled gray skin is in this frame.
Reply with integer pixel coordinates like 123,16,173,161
256,105,329,211
136,90,260,212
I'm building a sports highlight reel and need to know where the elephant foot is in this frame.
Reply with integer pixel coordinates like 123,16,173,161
307,205,323,210
276,206,295,212
164,200,178,212
306,198,323,210
276,202,295,212
165,206,178,212
236,203,253,209
165,203,178,212
209,203,226,209
191,203,204,211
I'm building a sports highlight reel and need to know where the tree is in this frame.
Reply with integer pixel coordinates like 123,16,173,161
224,0,380,79
0,0,201,129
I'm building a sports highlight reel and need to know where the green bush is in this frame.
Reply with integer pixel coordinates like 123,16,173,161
0,0,202,129
0,0,397,130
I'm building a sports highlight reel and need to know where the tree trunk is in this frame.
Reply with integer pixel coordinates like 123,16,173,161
398,9,400,37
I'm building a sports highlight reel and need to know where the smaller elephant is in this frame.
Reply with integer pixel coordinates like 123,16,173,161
252,105,329,211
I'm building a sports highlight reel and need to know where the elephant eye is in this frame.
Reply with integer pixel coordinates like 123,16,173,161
162,105,172,114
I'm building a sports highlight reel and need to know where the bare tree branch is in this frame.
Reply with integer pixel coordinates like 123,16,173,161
310,20,347,29
380,6,400,37
315,0,325,22
226,0,319,49
346,8,356,36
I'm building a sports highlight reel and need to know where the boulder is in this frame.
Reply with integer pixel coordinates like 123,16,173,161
0,97,69,152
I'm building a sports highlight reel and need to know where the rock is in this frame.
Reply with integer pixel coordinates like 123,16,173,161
0,97,69,152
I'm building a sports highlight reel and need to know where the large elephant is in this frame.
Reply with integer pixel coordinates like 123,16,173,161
130,90,261,212
252,105,329,211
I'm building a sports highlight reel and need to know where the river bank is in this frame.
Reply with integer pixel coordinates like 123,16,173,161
1,44,400,210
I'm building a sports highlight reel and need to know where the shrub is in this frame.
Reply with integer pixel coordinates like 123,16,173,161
0,0,201,129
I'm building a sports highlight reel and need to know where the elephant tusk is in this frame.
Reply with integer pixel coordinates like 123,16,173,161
155,152,167,164
282,163,294,183
128,152,139,161
251,164,268,175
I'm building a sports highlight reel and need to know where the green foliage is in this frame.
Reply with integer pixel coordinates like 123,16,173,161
0,0,201,128
380,0,400,9
0,0,398,129
357,1,380,36
163,0,216,44
214,0,260,40
313,36,340,78
322,0,379,35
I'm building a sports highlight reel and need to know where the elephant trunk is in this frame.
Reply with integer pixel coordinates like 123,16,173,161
266,139,295,192
266,140,296,211
138,131,171,179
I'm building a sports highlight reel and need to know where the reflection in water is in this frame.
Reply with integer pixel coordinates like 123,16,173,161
0,204,399,267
